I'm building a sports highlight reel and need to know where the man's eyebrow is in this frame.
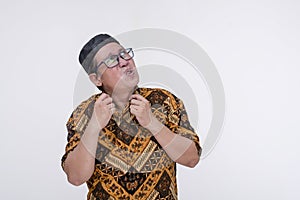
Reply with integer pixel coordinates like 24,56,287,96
104,48,124,59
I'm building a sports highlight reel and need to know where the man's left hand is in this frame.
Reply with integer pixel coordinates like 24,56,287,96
129,94,152,127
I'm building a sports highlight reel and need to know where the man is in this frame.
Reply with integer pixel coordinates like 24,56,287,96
61,34,201,200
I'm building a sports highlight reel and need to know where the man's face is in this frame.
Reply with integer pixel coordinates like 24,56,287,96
93,42,139,93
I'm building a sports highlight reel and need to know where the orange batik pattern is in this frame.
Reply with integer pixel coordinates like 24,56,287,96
62,87,201,200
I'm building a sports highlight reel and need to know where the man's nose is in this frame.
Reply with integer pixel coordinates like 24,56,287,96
118,56,129,68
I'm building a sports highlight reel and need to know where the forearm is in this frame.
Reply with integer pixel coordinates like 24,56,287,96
63,115,101,185
155,126,199,167
129,94,200,167
146,119,200,168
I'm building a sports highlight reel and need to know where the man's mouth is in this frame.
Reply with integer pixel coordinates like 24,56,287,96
125,69,135,76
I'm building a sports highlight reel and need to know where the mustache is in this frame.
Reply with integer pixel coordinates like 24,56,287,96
123,68,135,74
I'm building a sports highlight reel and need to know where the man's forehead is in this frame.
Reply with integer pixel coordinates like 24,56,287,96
94,43,124,60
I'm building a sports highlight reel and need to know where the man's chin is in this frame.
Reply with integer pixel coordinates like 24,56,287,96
123,73,139,84
113,78,139,92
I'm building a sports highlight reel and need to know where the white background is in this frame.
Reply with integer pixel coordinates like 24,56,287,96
1,0,299,199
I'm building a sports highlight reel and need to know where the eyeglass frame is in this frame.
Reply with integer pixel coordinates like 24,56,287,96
91,48,134,74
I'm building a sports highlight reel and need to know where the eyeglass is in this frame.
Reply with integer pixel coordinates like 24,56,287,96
93,48,134,73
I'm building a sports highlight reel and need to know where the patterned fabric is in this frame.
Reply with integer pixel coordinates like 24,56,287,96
61,87,201,200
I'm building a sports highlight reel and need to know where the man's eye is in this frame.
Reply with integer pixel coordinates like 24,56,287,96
120,49,128,55
106,59,115,65
105,56,117,65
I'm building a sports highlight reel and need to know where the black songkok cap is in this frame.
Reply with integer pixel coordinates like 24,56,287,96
79,34,119,74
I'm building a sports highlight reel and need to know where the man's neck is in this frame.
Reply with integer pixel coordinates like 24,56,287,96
108,86,137,110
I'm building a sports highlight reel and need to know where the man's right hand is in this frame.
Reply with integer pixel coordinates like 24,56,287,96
64,93,114,186
92,93,115,129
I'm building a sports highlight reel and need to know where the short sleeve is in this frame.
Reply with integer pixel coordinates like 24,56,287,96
61,95,98,170
165,93,202,157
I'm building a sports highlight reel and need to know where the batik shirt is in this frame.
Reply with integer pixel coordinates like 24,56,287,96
61,87,201,200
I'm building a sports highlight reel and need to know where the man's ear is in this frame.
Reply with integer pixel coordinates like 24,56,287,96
89,73,102,87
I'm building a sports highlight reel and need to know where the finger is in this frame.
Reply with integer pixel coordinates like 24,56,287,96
131,94,146,101
130,108,137,117
130,105,141,115
132,94,150,104
102,97,113,105
130,99,143,106
95,93,109,105
107,102,115,109
110,107,116,114
97,93,110,102
130,104,137,111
